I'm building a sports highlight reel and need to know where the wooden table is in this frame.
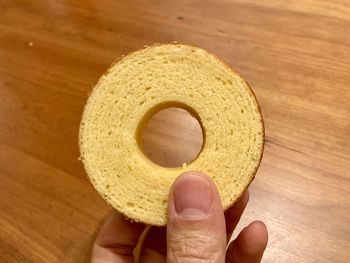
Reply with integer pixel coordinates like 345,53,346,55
1,1,349,262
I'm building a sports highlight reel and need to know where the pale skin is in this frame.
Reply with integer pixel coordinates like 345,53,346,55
92,172,268,263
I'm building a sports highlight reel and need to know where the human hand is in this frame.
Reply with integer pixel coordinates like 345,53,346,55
91,172,268,262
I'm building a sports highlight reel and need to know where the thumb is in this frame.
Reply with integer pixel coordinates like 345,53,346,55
167,171,226,263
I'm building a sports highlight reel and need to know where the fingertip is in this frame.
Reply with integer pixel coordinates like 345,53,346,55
225,190,250,239
243,189,250,202
226,190,250,217
236,190,250,209
168,171,223,220
167,171,227,263
227,220,268,262
172,171,217,187
242,221,268,253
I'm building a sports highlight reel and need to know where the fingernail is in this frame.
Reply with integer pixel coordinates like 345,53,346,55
174,172,213,218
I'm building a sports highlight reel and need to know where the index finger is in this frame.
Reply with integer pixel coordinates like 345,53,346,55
225,190,250,241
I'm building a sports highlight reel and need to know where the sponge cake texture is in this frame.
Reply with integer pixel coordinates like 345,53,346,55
79,44,264,226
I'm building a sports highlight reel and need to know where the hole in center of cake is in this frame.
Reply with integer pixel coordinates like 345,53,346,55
138,105,204,168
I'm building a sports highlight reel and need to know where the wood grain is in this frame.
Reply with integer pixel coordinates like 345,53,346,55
0,0,349,262
141,107,203,168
